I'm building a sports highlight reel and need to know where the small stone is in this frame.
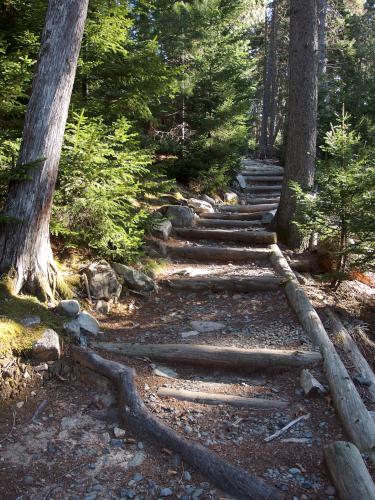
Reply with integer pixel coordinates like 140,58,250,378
288,468,301,475
182,471,191,481
112,263,156,293
95,299,110,315
32,329,60,361
63,319,81,338
77,311,100,336
133,473,143,483
184,425,192,434
20,315,41,327
181,330,200,339
24,476,33,486
110,438,123,447
160,487,173,497
137,441,144,449
57,299,80,318
153,366,178,379
187,198,215,214
113,427,126,438
152,220,173,240
189,321,225,333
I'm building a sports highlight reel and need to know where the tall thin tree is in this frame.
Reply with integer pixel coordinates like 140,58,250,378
0,0,89,299
274,0,318,247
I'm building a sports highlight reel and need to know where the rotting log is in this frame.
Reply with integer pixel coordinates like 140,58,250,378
175,228,277,244
200,212,267,220
197,219,262,229
93,343,322,372
157,387,288,409
166,276,282,292
217,204,279,213
326,308,375,403
324,441,375,500
71,347,280,500
166,245,272,262
270,244,375,455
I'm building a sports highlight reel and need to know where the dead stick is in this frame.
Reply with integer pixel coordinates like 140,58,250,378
265,414,310,443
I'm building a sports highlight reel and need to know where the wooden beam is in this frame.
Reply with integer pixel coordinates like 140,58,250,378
166,245,272,262
217,204,279,213
175,228,277,244
166,276,282,292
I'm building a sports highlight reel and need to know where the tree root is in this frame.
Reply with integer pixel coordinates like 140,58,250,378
71,346,280,500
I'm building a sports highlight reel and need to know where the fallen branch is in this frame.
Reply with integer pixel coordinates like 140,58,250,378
157,387,288,409
71,347,279,500
264,413,310,442
270,244,375,455
324,441,375,500
93,342,322,372
326,308,375,403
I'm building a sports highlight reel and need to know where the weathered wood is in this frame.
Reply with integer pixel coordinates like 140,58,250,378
197,219,262,229
200,212,267,220
71,347,279,500
217,204,279,213
245,185,282,191
166,245,272,262
324,441,375,500
242,175,284,182
270,244,375,454
326,308,375,403
157,387,288,409
0,0,89,298
300,369,326,395
247,197,280,205
166,276,282,292
175,228,277,244
93,342,322,372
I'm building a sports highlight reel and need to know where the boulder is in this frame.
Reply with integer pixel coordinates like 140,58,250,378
262,209,277,224
166,205,195,228
224,191,239,204
187,198,215,214
57,299,80,318
77,311,100,336
32,329,61,361
83,260,122,300
152,220,172,240
202,194,216,206
112,263,156,293
63,319,81,337
236,174,246,189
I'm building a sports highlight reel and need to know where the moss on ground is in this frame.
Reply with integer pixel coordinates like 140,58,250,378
0,281,64,357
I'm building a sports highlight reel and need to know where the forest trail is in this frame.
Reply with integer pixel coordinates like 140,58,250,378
0,160,352,499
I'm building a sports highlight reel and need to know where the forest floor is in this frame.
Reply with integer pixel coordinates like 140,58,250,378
0,161,374,500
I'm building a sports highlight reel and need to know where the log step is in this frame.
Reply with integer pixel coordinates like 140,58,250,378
217,203,278,213
246,198,280,205
167,276,283,292
197,218,262,229
93,342,323,372
245,185,282,192
175,228,277,244
158,387,288,409
166,245,272,262
200,212,267,220
242,175,284,182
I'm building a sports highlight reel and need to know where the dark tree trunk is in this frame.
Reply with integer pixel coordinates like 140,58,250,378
274,0,318,248
0,0,89,299
317,0,328,79
259,1,279,158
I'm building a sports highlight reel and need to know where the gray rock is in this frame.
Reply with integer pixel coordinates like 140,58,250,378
187,198,215,214
20,315,41,327
160,488,173,497
63,319,81,338
57,299,80,318
224,191,238,204
120,489,135,499
112,263,156,293
166,205,195,228
236,174,246,189
190,320,225,333
77,311,100,336
128,451,145,467
153,366,178,379
202,194,216,206
95,299,110,314
262,209,277,224
83,260,122,300
153,220,173,240
24,475,34,486
180,330,200,339
32,329,60,361
288,468,301,475
113,427,126,438
182,471,191,482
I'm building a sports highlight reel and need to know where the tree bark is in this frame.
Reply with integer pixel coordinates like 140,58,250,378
71,347,280,500
324,441,375,500
94,342,322,372
0,0,89,299
274,0,318,248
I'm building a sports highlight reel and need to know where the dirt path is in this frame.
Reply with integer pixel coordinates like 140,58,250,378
0,160,372,499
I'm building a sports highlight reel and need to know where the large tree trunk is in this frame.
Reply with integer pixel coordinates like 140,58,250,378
259,0,279,158
0,0,89,299
274,0,318,248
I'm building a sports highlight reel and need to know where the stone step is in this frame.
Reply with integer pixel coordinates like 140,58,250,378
175,228,277,244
